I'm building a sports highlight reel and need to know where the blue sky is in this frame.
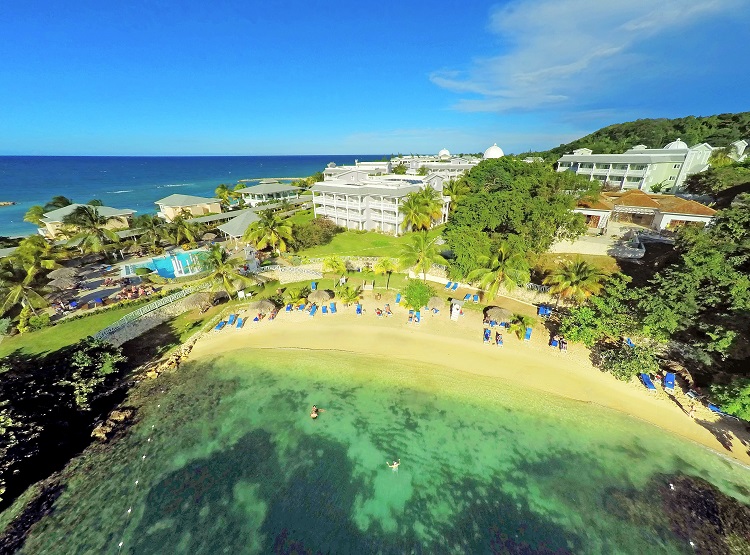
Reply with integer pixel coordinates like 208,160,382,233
1,0,748,156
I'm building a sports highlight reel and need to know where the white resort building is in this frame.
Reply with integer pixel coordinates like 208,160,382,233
556,139,713,193
234,179,301,207
312,145,504,235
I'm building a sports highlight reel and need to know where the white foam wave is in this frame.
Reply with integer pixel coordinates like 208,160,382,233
157,183,192,188
106,190,133,194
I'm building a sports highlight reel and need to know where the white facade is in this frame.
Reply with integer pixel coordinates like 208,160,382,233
311,173,450,235
556,139,713,193
235,180,300,207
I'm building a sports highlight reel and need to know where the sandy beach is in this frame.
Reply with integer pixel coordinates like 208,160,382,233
190,297,750,467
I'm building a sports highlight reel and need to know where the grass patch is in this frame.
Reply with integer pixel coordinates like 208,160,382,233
297,227,443,258
534,253,620,275
0,306,137,358
285,208,315,226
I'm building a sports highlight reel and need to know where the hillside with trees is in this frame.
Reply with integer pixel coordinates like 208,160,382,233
529,112,750,160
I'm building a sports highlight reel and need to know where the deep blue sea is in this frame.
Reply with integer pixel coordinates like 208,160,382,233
0,156,378,237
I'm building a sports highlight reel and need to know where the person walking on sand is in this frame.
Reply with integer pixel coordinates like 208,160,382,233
387,459,400,471
688,405,696,419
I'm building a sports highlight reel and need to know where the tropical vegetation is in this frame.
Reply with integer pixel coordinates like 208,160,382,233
196,245,256,298
543,258,607,305
467,241,530,298
399,232,446,282
401,279,434,310
61,205,121,254
244,209,293,255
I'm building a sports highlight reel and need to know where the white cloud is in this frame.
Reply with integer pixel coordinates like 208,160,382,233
430,0,738,112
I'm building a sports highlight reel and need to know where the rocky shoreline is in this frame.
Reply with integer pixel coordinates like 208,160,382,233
0,202,16,207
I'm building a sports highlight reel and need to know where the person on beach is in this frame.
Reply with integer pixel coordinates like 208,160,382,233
387,459,400,471
688,405,696,419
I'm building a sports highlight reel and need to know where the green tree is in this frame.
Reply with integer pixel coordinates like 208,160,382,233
284,285,310,305
402,279,434,310
399,232,446,282
11,235,60,273
215,183,237,208
709,378,750,420
87,199,103,206
0,266,48,316
509,313,535,340
132,214,166,252
467,241,530,298
600,343,660,381
544,259,607,305
196,244,257,298
399,193,431,232
243,209,293,255
443,178,471,214
417,166,429,176
558,274,643,347
337,284,362,306
61,205,121,254
392,163,407,175
322,255,346,278
419,186,443,225
167,215,199,246
373,257,397,289
43,195,73,211
23,205,45,225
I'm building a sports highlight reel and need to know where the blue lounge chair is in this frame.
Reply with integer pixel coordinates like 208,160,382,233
444,281,453,290
322,305,328,314
463,294,471,301
356,304,362,315
431,308,439,314
483,328,491,343
70,301,78,309
451,282,459,291
664,372,676,392
253,315,259,322
415,311,421,324
395,293,401,304
407,309,414,323
285,303,292,312
496,334,504,347
214,321,226,331
524,327,532,341
550,338,559,348
298,303,305,311
236,317,244,329
227,314,237,326
625,337,636,348
311,282,317,290
708,404,740,420
309,304,318,317
472,294,479,303
489,320,497,327
640,373,657,391
94,297,104,305
330,302,337,314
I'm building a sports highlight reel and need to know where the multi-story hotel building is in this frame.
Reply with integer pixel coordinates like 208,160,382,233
556,139,713,193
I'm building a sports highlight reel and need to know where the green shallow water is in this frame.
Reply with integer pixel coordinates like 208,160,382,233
18,349,750,554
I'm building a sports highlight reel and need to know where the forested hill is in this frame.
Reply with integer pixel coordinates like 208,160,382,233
533,112,750,159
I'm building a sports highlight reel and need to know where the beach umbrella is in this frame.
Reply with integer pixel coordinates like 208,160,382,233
202,232,217,241
47,267,80,279
308,289,333,304
248,299,276,313
427,296,444,310
45,289,70,302
485,306,512,322
48,276,78,290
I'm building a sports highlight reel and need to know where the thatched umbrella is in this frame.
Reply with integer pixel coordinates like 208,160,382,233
427,296,444,310
249,299,276,313
485,306,512,322
48,276,78,290
308,289,333,304
202,232,217,241
45,289,70,302
47,267,80,279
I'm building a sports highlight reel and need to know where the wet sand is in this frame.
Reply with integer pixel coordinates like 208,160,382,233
190,298,750,466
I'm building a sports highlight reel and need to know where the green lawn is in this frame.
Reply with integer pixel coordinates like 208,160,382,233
285,208,315,226
298,227,443,258
0,306,136,358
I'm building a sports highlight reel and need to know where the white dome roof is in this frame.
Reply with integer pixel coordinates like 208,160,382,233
631,144,648,150
483,143,504,159
664,138,688,150
438,148,451,158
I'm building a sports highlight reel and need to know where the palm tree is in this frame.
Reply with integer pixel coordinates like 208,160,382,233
322,255,346,279
132,214,167,252
167,215,199,246
0,266,48,316
24,205,46,225
337,284,362,306
443,178,471,214
62,205,120,255
467,242,530,298
543,258,607,305
196,244,257,298
283,285,310,306
215,184,237,208
11,235,60,273
509,313,535,340
87,199,104,206
243,209,293,255
44,195,73,211
373,257,396,290
399,193,430,232
419,186,444,225
399,232,447,282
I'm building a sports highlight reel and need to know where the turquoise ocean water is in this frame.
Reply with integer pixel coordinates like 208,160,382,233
0,156,378,237
18,349,750,554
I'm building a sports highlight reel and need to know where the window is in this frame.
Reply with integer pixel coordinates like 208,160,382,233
558,162,570,167
595,163,611,170
673,164,682,169
612,164,628,170
626,176,641,182
668,176,676,180
632,164,647,171
579,163,594,169
593,175,607,182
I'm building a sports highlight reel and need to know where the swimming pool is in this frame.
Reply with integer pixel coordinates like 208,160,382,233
123,249,206,279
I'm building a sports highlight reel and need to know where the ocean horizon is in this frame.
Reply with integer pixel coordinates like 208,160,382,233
0,155,382,238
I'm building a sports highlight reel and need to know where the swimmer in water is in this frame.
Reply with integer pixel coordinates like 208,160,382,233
311,405,319,419
387,459,400,471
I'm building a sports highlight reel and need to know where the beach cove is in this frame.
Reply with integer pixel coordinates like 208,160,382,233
17,303,750,554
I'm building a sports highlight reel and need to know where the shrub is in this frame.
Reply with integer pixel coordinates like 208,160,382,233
134,267,153,276
600,343,660,381
291,217,343,251
402,279,434,310
710,379,750,420
28,313,51,331
0,318,10,336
